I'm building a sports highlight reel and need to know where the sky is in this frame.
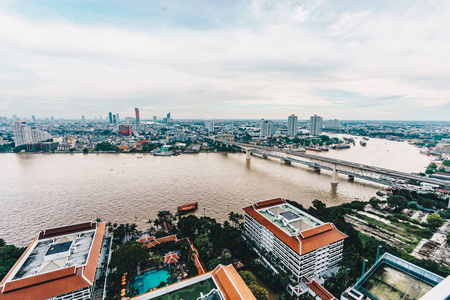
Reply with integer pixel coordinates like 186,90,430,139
0,0,449,121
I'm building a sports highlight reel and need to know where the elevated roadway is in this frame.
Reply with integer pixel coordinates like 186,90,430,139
206,137,450,188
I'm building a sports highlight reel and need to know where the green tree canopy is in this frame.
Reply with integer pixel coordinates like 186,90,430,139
110,241,148,276
239,270,257,286
248,284,268,300
387,195,408,212
312,199,326,210
0,239,25,282
427,213,444,228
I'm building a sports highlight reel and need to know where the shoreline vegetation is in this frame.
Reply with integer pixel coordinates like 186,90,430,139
1,193,449,299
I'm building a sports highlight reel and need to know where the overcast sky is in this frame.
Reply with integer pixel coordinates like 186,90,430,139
0,0,449,121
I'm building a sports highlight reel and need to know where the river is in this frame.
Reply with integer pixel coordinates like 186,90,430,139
0,137,429,246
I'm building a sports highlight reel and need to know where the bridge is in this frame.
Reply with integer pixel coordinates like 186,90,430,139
206,137,450,189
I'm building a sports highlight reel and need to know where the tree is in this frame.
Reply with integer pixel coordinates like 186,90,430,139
387,195,408,212
0,240,26,281
239,270,257,286
228,212,244,228
194,234,212,259
248,284,268,300
109,241,148,276
312,199,326,210
443,160,450,166
427,213,444,228
447,232,450,246
369,197,381,208
82,148,88,154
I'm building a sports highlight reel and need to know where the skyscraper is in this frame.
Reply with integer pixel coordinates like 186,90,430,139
260,119,272,138
287,114,298,137
167,112,171,119
309,114,323,136
31,115,36,123
135,107,140,124
108,112,113,123
81,115,86,123
153,116,157,125
13,121,32,146
116,113,119,123
205,121,214,132
113,115,117,124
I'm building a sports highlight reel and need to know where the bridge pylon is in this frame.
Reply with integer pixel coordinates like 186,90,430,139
331,163,339,185
246,149,252,160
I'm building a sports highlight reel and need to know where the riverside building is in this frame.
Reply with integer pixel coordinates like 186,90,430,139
243,198,347,297
287,114,298,137
0,222,111,300
309,114,323,136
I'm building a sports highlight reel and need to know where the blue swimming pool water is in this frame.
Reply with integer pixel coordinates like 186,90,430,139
131,268,170,295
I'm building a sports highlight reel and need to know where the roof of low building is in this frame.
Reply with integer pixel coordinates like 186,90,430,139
0,222,106,300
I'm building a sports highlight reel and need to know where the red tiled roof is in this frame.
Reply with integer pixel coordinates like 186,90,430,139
306,280,337,300
243,201,347,255
254,197,286,209
0,223,106,300
300,223,333,239
138,234,177,249
163,252,180,264
212,265,256,300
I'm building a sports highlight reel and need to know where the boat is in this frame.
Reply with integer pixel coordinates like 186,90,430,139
320,145,329,151
331,144,351,150
363,137,369,141
360,141,367,146
376,191,385,197
153,147,173,156
177,202,198,214
292,147,306,153
304,146,322,152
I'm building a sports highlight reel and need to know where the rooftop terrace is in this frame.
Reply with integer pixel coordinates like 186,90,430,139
12,230,95,280
257,203,323,236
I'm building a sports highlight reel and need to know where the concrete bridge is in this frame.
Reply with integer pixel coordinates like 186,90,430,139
206,137,450,188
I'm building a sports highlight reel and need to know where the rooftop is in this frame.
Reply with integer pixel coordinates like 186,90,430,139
0,222,106,300
353,253,444,300
243,198,347,255
130,264,256,300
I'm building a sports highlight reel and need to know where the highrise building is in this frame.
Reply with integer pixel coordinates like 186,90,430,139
324,119,341,130
167,112,171,119
13,115,17,122
135,107,140,124
108,112,113,123
113,115,117,124
153,116,157,125
243,198,347,297
119,125,132,136
51,116,54,122
31,115,36,123
260,119,272,138
204,121,214,132
13,121,32,146
116,113,119,123
81,115,86,123
287,114,298,137
309,114,323,136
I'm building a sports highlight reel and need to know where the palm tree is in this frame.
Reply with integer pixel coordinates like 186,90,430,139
146,219,153,227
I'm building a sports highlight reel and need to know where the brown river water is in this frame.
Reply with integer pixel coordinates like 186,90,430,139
0,137,430,246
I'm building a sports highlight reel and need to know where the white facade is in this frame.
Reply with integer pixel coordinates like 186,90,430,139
287,114,298,137
325,119,341,130
244,212,344,281
309,114,323,136
14,121,33,146
205,121,214,132
260,119,273,138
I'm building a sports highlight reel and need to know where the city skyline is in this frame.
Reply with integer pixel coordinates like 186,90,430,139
0,1,449,120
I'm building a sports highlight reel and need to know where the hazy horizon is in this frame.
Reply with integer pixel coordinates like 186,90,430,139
1,1,449,120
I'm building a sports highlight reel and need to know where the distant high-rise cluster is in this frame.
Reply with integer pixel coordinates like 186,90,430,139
309,114,323,136
108,112,113,123
13,121,52,147
287,114,298,137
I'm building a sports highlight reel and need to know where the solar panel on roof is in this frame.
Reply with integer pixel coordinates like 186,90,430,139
280,211,299,220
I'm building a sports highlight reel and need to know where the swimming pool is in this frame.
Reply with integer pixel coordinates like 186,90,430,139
131,268,170,295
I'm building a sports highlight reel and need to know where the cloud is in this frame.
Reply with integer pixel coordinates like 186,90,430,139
0,0,449,120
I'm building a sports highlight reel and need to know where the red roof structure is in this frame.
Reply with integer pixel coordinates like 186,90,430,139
163,252,180,264
0,222,106,300
243,198,347,255
138,234,177,249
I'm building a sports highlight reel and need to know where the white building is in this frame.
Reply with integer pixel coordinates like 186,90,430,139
324,119,340,130
204,121,214,132
287,114,298,137
243,198,347,297
309,114,323,136
13,121,33,146
0,222,111,300
260,119,273,138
